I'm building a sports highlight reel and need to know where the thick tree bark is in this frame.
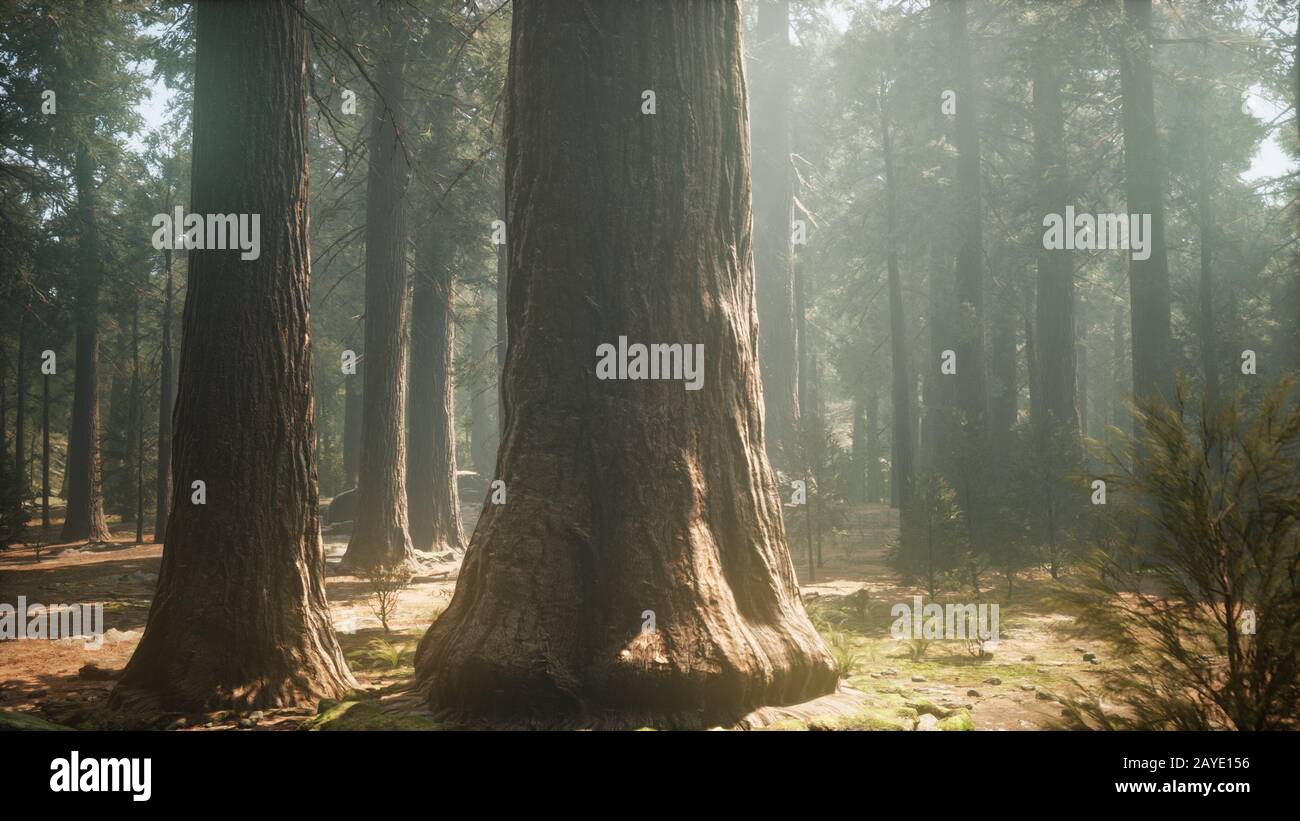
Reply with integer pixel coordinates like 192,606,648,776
112,0,353,713
407,84,464,555
407,145,464,554
750,0,800,467
61,143,111,543
154,250,173,542
344,16,415,569
1120,0,1172,405
414,0,835,726
1032,46,1080,440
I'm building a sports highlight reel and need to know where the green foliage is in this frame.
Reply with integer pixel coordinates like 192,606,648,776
351,639,415,671
1061,381,1300,730
892,471,966,597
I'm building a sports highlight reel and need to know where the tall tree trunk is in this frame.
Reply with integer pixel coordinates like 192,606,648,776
131,299,143,545
750,0,800,467
344,15,414,569
865,384,882,505
851,384,867,503
61,143,111,543
407,88,464,555
154,249,173,542
991,298,1017,453
1120,0,1172,405
414,0,835,725
15,314,27,498
496,201,507,441
880,81,913,512
407,175,464,554
1032,44,1080,442
112,0,353,713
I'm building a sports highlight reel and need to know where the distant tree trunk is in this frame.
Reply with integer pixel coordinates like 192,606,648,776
1195,68,1219,410
1077,303,1089,439
1032,45,1080,441
851,385,867,503
407,90,465,555
42,369,50,527
947,0,989,440
154,249,173,542
112,0,354,713
750,0,800,467
470,310,494,475
61,143,111,544
15,314,27,498
345,16,415,569
130,300,143,545
342,368,360,488
414,0,835,724
865,384,882,505
880,80,913,512
1120,0,1172,405
991,299,1017,453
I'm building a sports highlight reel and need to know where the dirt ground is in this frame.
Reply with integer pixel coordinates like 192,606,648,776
0,501,1107,730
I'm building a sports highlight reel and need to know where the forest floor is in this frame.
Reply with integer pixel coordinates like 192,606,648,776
0,501,1109,731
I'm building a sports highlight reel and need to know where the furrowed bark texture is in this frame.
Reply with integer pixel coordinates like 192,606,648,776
414,0,836,726
112,0,354,713
344,18,414,568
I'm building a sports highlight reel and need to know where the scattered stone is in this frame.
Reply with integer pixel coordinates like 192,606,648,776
1020,683,1037,692
1021,655,1035,662
237,718,253,729
248,710,264,724
910,674,926,683
916,714,940,731
1035,690,1056,702
1082,652,1097,662
983,677,1002,685
937,710,974,731
883,667,898,676
967,689,981,698
77,663,123,681
166,717,188,731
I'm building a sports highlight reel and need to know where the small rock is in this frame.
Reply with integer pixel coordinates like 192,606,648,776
1035,690,1056,702
916,714,940,731
166,717,188,731
248,710,264,723
237,718,253,729
1021,655,1035,662
1073,647,1087,653
1020,683,1037,692
1082,652,1097,662
868,672,881,679
983,677,1002,685
78,663,123,681
883,667,898,676
967,689,981,698
911,675,926,683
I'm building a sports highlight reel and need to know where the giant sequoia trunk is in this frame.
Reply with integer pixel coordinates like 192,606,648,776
61,143,111,543
414,0,836,726
1032,46,1080,440
1119,0,1171,404
344,18,415,568
407,120,464,554
750,0,800,467
112,0,353,713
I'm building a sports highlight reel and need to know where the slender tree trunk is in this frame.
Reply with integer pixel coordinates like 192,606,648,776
496,202,507,442
865,384,881,505
342,368,360,488
61,143,111,543
880,82,913,512
1120,0,1172,405
345,15,414,569
991,300,1017,453
1033,46,1079,442
414,0,835,725
851,384,867,503
154,249,173,542
15,314,27,498
131,300,143,545
751,0,800,467
112,0,354,713
470,309,494,475
42,370,49,528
